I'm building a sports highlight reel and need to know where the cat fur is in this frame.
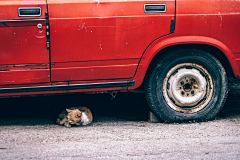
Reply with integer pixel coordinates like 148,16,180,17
56,106,93,127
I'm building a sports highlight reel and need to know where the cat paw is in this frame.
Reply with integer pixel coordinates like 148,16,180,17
56,119,61,125
64,123,71,128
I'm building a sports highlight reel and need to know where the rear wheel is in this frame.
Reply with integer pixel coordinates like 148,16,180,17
145,48,228,122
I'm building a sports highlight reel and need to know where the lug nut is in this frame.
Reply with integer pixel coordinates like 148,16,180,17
181,91,185,95
191,91,195,94
181,81,184,85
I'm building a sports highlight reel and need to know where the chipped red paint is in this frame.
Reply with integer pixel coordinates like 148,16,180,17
0,0,240,97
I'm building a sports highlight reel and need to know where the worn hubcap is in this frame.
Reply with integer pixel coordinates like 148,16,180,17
163,63,214,113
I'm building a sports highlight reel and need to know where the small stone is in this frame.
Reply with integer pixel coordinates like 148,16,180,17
148,111,161,123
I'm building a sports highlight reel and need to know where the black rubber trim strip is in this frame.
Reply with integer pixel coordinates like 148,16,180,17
0,63,48,68
1,22,8,27
0,80,135,94
0,19,46,22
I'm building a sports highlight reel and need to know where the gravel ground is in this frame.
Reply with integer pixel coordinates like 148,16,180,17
0,81,240,159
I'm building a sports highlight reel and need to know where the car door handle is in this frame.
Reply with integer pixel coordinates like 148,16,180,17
144,4,166,13
18,7,41,17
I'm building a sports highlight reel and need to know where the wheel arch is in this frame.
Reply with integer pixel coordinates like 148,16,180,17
132,36,237,90
147,44,235,78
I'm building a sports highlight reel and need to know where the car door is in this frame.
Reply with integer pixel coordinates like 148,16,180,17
0,0,49,85
47,0,175,82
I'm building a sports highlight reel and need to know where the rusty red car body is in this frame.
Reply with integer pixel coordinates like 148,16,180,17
0,0,239,121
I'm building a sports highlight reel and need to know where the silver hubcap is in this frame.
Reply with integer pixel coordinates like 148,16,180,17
163,63,214,113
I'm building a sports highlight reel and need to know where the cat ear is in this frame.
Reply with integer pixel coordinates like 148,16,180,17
66,109,72,113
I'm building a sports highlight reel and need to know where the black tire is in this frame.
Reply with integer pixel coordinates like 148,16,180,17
145,48,228,122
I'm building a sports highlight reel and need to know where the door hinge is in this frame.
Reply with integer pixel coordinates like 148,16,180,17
45,12,50,49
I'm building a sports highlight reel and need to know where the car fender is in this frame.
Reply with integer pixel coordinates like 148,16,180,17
130,35,237,89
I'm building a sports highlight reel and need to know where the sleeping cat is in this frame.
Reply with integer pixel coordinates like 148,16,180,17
56,106,93,127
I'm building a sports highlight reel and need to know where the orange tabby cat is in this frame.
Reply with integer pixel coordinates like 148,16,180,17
56,107,93,127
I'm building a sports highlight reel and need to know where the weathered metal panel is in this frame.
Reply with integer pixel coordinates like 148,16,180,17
0,0,50,85
47,0,175,81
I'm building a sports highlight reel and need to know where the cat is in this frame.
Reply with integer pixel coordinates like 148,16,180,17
56,106,93,127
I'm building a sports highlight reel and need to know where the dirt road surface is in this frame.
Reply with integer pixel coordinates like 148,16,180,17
0,80,240,159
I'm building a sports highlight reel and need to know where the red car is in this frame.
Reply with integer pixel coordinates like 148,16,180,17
0,0,239,122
